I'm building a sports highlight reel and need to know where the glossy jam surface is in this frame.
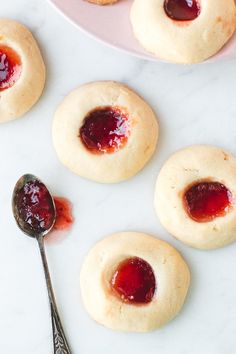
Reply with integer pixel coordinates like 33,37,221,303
111,257,156,304
53,197,74,231
15,180,55,235
164,0,201,21
184,181,232,222
80,106,130,154
0,45,22,91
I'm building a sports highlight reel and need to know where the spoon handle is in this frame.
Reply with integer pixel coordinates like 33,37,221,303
37,235,72,354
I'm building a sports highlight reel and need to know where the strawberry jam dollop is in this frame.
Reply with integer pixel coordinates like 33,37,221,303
184,181,232,222
15,179,55,235
80,106,130,154
53,197,73,231
111,257,156,304
0,45,22,91
164,0,201,21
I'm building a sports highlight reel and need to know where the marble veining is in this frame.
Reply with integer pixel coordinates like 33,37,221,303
1,0,236,353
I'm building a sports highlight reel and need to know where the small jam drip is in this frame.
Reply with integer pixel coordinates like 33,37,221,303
0,45,22,91
184,181,232,222
164,0,201,21
53,197,73,231
80,106,130,154
111,257,156,304
15,180,55,235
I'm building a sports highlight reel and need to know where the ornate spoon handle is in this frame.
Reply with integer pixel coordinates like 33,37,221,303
37,235,71,354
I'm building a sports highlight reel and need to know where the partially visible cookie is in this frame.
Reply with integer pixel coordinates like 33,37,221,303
86,0,118,5
52,81,158,183
130,0,236,63
0,19,46,123
155,145,236,249
80,232,190,332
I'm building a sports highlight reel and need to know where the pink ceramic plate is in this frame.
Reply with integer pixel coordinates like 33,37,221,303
48,0,236,63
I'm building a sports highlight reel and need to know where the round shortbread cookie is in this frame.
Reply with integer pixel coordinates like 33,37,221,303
80,232,190,332
155,145,236,249
130,0,236,64
0,19,46,122
52,81,158,183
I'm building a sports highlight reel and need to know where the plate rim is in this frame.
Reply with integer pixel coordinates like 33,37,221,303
47,0,236,65
46,0,163,63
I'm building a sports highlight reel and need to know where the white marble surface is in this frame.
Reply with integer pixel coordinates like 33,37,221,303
1,1,236,353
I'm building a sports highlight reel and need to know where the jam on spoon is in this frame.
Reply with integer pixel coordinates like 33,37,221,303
0,45,22,91
111,257,156,304
13,177,55,236
183,181,232,222
80,106,130,154
164,0,201,21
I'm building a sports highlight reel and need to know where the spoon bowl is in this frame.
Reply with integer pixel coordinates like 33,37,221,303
12,174,56,238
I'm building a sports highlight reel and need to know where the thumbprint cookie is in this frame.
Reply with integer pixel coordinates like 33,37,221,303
0,19,45,122
52,81,158,183
130,0,236,63
80,232,190,332
155,145,236,249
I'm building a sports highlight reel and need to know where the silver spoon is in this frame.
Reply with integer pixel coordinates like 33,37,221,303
12,174,71,354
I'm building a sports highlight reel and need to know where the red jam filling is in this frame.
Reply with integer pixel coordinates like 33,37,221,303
53,197,74,231
111,257,156,304
164,0,201,21
15,180,55,234
184,181,232,222
0,45,22,91
80,106,130,154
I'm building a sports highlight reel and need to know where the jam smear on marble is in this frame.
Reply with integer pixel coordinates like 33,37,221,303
111,257,156,304
164,0,201,21
184,181,232,222
80,106,130,154
0,45,22,91
53,197,73,231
